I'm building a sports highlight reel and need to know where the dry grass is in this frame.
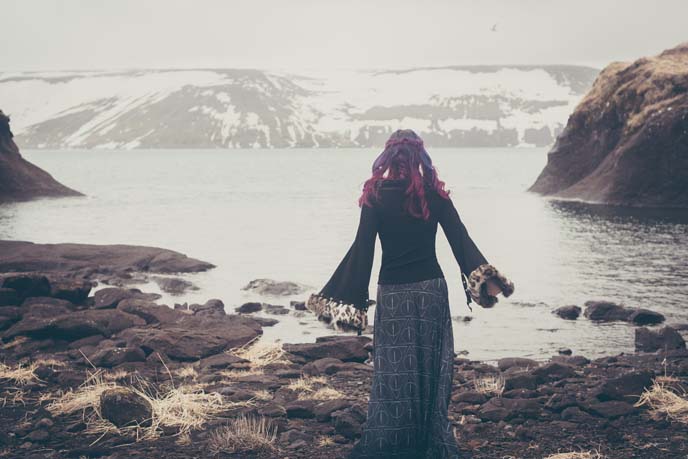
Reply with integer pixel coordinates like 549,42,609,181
1,389,28,407
252,389,273,401
0,337,28,350
47,370,118,417
0,362,38,385
102,369,131,382
473,375,505,397
47,368,251,442
174,366,198,380
229,339,289,369
287,375,328,393
298,387,345,401
219,367,266,380
317,435,336,447
635,377,688,424
208,414,278,455
544,450,606,459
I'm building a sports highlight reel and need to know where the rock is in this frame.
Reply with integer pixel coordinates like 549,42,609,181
198,353,249,370
561,406,595,423
49,279,92,304
531,362,577,383
0,240,214,275
5,309,145,340
551,355,590,367
452,391,487,404
332,410,362,439
583,400,637,419
283,336,371,363
25,429,49,442
635,326,686,352
303,357,345,376
0,306,21,330
497,357,539,371
241,278,306,296
285,400,316,418
21,296,74,309
628,309,666,325
89,346,146,368
1,275,51,301
313,399,351,422
595,370,653,402
290,301,307,311
558,348,573,355
190,299,225,317
553,305,581,320
236,302,262,313
258,403,287,418
583,301,633,321
504,373,538,391
0,110,82,202
120,315,261,360
100,388,152,427
117,299,182,324
252,317,279,327
94,287,152,309
528,43,688,208
263,304,290,315
479,397,542,422
0,287,19,306
151,276,197,295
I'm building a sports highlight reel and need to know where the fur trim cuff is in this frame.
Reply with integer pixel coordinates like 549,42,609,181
306,293,369,333
466,263,515,308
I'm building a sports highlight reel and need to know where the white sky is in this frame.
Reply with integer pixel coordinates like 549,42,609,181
2,0,687,72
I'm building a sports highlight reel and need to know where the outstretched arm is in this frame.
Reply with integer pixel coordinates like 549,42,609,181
438,197,514,308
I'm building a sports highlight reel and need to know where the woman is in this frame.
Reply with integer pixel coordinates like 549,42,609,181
309,129,514,458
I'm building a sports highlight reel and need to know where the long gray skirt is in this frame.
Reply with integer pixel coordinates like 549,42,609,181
349,277,461,458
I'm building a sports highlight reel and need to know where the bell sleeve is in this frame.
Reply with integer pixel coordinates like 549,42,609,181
307,203,377,334
438,197,514,309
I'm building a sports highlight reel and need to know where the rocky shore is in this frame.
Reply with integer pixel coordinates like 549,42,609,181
1,246,687,458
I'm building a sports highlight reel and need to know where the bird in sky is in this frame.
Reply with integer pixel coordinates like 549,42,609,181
491,23,498,32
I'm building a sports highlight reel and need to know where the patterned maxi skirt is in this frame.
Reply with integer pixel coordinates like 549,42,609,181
348,277,461,459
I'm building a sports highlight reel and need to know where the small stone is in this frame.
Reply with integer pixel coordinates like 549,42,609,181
553,305,581,320
100,387,152,427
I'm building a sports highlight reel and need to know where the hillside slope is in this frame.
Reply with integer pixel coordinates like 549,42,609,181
529,43,688,208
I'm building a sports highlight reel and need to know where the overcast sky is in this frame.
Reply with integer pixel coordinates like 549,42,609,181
2,0,687,72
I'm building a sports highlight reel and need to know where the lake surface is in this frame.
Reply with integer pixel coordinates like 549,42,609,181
2,148,687,361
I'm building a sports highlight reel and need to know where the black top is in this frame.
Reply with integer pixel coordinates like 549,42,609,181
317,178,489,311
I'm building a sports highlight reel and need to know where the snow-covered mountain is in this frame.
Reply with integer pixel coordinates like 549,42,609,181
0,66,598,149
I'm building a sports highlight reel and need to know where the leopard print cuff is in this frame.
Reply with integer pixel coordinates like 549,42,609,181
306,293,369,333
466,263,515,308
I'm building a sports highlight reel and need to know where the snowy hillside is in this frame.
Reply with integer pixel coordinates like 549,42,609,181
0,66,598,149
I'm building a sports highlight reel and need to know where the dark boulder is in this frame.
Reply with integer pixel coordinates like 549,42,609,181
0,288,19,306
583,301,633,321
117,299,183,324
236,302,262,313
595,370,654,402
582,400,637,419
497,357,540,371
628,309,665,325
1,274,51,301
50,279,92,304
189,299,225,317
553,305,581,320
100,388,152,427
94,287,157,309
151,276,197,295
198,353,249,370
531,362,577,383
283,335,371,363
635,326,686,352
90,346,146,368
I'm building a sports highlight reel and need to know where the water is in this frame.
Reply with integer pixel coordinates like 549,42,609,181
2,148,687,361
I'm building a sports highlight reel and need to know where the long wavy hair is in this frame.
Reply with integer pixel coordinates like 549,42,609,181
359,129,450,220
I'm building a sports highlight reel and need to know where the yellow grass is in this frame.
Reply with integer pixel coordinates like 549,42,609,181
102,369,131,382
0,362,39,385
252,389,273,401
298,387,345,401
174,366,198,380
317,435,336,447
1,389,27,407
544,451,605,459
229,339,289,369
208,414,277,455
473,375,505,397
219,367,265,380
635,377,688,424
47,370,118,417
287,375,328,393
